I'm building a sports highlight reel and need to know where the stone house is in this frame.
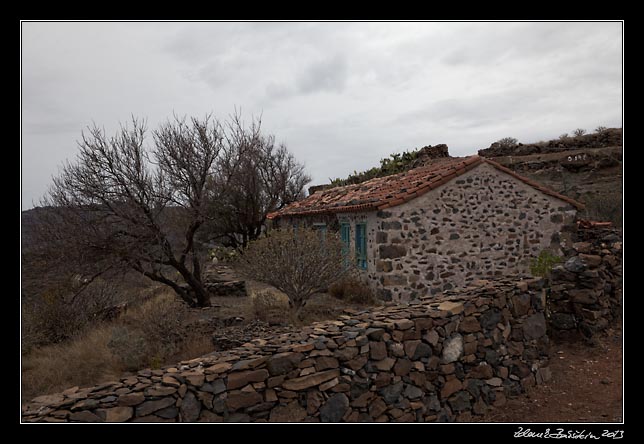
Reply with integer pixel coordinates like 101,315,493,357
267,155,583,302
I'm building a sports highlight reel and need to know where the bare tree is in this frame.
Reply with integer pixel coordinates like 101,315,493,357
204,113,311,248
236,227,349,317
37,115,223,307
34,112,310,307
495,137,518,148
573,128,587,137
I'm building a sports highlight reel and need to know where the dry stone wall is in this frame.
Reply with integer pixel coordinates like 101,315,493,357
547,227,622,338
23,278,551,423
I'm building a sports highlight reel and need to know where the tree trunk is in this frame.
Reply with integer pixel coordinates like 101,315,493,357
193,284,211,307
291,294,308,320
176,263,211,307
134,265,198,307
242,231,249,249
173,286,198,308
192,254,202,283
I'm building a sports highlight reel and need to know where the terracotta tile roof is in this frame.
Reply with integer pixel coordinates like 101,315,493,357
268,155,584,219
577,219,613,229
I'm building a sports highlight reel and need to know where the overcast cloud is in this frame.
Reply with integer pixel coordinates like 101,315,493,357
21,21,622,209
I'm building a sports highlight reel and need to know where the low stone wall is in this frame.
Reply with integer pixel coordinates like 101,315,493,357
179,281,247,299
23,278,551,423
547,227,622,338
206,281,247,297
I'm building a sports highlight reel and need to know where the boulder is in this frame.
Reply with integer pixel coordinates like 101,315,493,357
135,398,175,417
442,335,463,363
523,313,547,340
226,369,269,390
179,391,201,422
266,352,304,375
564,256,586,273
319,394,349,422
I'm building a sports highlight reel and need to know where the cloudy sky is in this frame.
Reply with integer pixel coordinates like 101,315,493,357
21,21,622,209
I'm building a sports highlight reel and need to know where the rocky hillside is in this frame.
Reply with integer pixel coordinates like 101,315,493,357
478,128,623,225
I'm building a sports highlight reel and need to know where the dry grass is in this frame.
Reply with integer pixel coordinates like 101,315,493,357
248,283,378,327
21,281,379,404
580,192,622,227
297,293,378,325
328,275,376,304
21,292,208,403
250,287,291,325
167,335,214,364
21,325,122,403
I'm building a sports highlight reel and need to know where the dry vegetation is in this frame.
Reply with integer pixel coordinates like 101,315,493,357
22,279,121,351
21,292,211,402
236,227,352,316
328,275,377,305
21,276,378,403
580,192,623,227
246,277,377,326
22,326,122,402
22,223,378,404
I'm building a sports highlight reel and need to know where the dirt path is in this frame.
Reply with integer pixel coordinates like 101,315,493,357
476,326,623,423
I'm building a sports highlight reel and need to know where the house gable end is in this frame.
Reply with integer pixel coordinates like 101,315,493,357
370,162,578,302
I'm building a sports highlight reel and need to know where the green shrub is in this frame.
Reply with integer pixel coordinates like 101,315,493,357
329,149,420,188
209,246,238,263
530,250,563,278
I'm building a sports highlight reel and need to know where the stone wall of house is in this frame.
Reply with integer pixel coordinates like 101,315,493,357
547,227,622,338
372,163,577,302
22,278,550,423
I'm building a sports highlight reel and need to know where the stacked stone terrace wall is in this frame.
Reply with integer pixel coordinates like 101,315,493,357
547,227,622,338
23,278,551,423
